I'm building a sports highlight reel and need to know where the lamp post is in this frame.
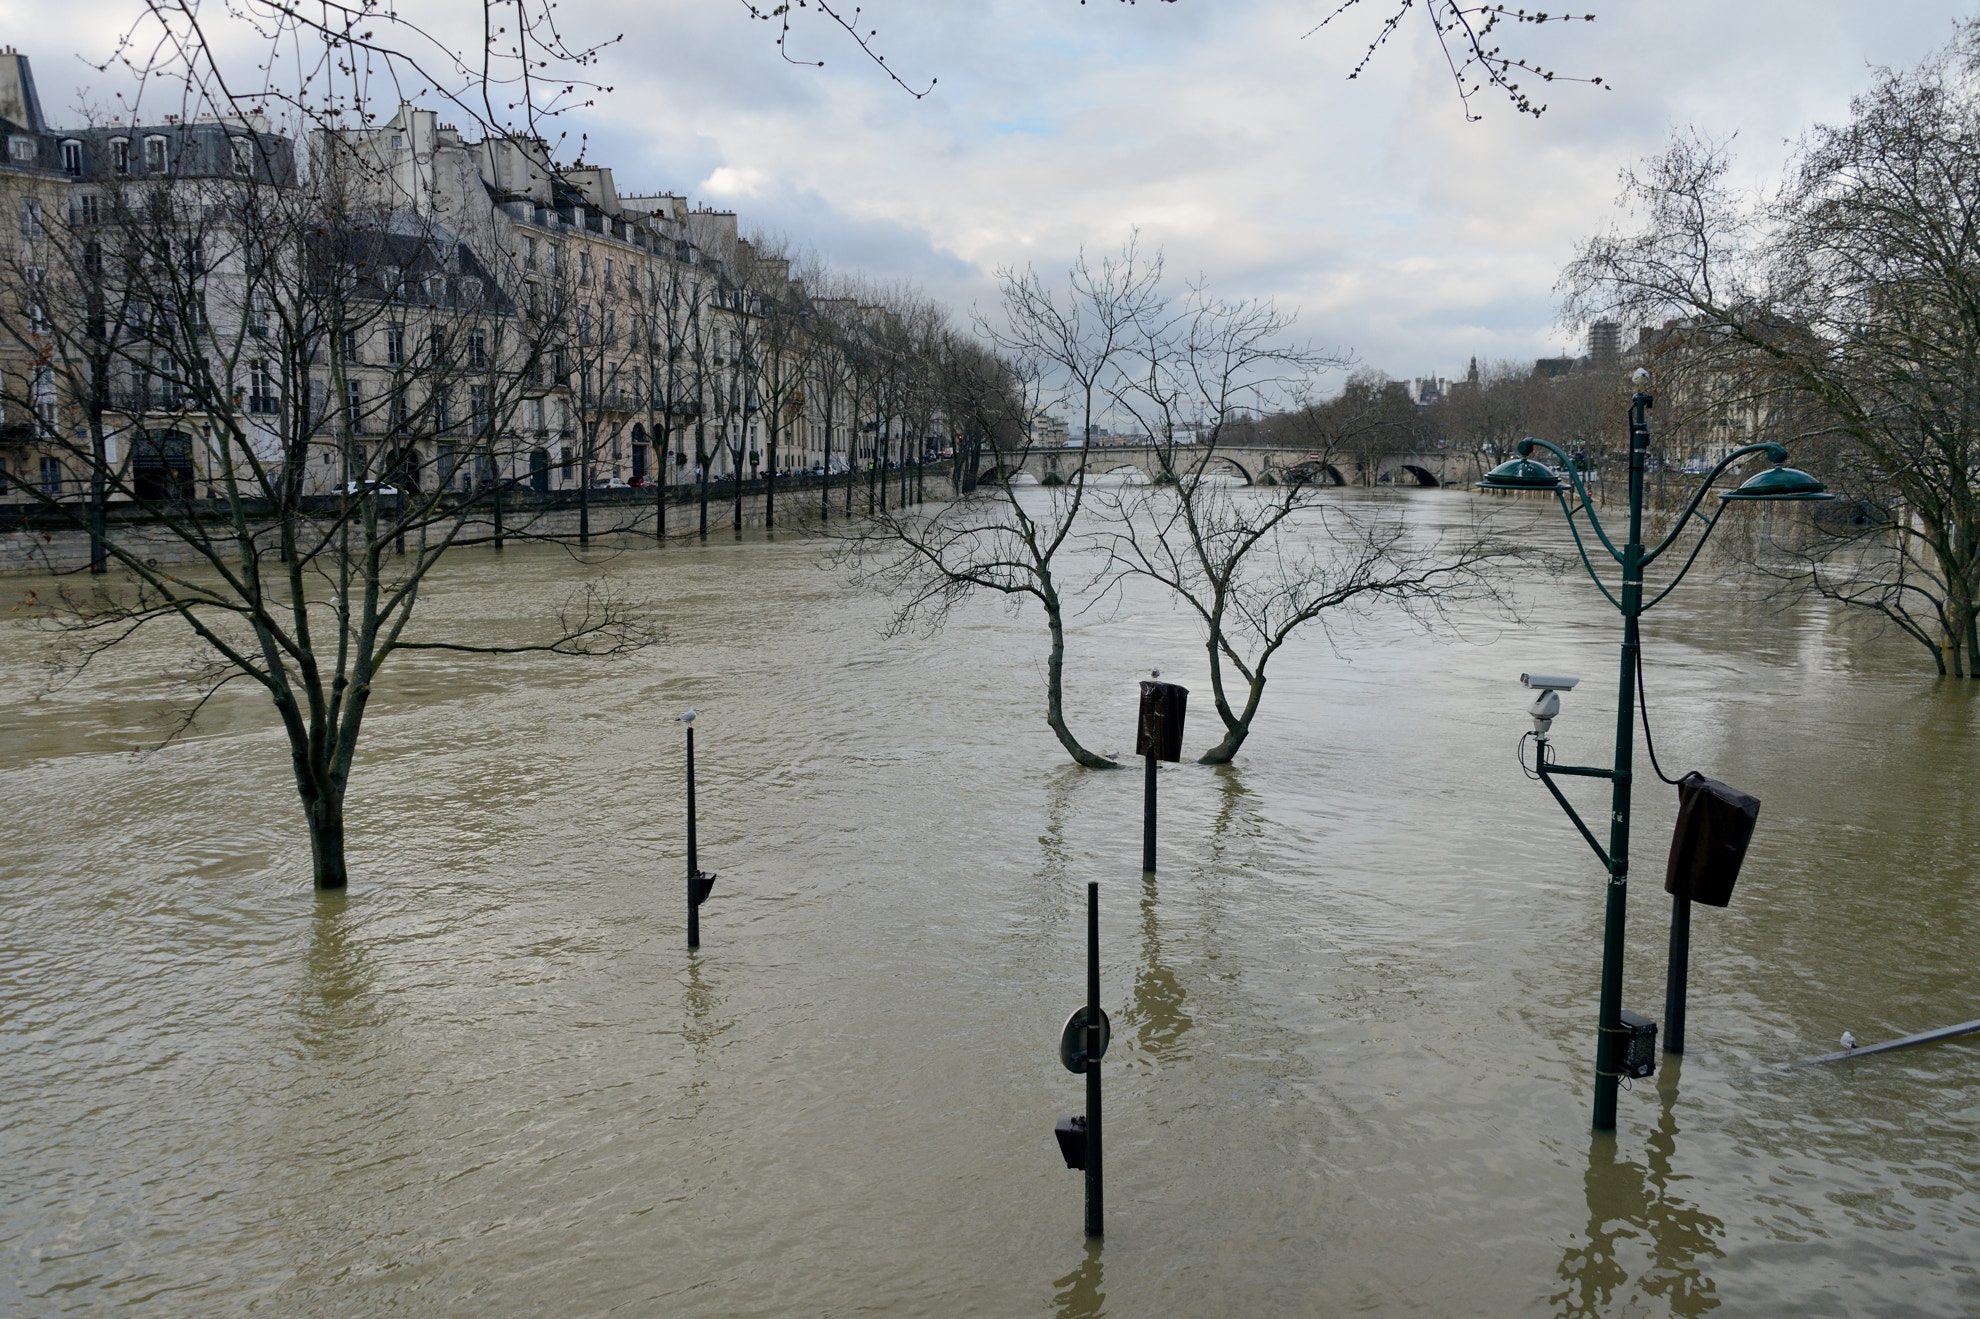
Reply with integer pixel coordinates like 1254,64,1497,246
1479,375,1830,1131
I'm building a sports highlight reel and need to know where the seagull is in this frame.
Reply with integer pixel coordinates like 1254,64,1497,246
679,708,697,724
1150,667,1161,678
1104,750,1120,761
1841,1031,1857,1050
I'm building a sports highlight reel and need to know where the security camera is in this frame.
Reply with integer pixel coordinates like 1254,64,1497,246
1520,673,1579,736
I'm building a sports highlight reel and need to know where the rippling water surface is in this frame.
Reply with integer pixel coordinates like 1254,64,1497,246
2,490,1977,1316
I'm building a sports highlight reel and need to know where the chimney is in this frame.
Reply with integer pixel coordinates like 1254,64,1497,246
0,48,47,133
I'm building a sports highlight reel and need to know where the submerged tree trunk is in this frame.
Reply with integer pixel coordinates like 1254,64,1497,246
1043,590,1120,770
307,788,349,890
1197,662,1268,765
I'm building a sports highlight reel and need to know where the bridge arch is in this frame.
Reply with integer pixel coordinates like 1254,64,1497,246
1208,455,1252,485
1284,459,1346,487
1397,464,1441,488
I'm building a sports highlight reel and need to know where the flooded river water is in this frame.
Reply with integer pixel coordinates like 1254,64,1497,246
2,490,1976,1316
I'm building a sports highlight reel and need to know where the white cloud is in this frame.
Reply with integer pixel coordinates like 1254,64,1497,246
5,0,1974,381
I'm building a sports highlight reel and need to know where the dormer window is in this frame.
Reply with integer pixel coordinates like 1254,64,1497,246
110,138,129,175
61,140,83,176
144,136,168,173
231,137,254,176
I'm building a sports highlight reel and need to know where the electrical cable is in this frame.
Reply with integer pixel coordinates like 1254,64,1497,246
1635,643,1685,787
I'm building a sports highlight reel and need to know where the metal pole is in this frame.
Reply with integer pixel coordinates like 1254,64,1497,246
1594,393,1649,1132
1084,879,1103,1237
687,724,699,950
1664,893,1691,1053
1142,753,1157,874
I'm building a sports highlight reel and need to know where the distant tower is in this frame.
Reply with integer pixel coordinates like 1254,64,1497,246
1588,320,1620,364
1466,356,1480,385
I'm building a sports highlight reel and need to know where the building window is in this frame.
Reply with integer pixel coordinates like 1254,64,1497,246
434,387,452,432
524,236,537,270
232,137,255,176
390,388,408,431
25,266,48,334
32,366,58,433
8,135,35,162
343,328,360,363
578,304,592,345
468,329,487,369
248,360,279,414
40,456,63,496
309,377,328,431
345,380,364,433
579,250,591,286
386,327,404,365
111,138,129,175
470,384,489,430
604,257,614,291
144,136,168,173
19,198,43,241
75,194,101,226
154,359,182,410
249,298,269,338
61,140,83,175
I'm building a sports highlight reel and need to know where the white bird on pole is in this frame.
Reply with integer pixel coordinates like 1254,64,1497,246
1150,668,1161,678
680,708,697,724
1841,1031,1857,1050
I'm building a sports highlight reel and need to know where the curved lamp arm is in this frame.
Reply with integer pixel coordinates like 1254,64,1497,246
1642,441,1787,567
1515,437,1621,563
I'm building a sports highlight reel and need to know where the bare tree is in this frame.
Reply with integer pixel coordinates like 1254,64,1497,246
833,242,1162,769
0,14,656,891
1565,25,1980,677
1278,369,1435,486
1095,285,1511,762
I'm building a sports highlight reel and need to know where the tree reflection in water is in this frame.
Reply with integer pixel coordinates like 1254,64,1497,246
1553,1058,1725,1317
297,889,381,1052
1052,1238,1106,1318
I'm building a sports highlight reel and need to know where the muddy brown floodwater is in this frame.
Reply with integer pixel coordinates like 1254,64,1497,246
2,490,1977,1316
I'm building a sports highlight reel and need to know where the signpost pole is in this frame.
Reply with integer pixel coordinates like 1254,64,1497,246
687,724,699,950
1142,754,1157,874
1084,880,1103,1238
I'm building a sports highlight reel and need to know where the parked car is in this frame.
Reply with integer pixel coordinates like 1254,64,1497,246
341,480,399,495
593,477,630,489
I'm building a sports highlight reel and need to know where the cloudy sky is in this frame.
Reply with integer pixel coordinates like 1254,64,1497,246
8,0,1976,384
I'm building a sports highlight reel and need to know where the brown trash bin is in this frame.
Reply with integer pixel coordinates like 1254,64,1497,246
1136,681,1188,762
1663,771,1761,907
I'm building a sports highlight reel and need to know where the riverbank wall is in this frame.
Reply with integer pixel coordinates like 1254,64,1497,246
0,474,945,576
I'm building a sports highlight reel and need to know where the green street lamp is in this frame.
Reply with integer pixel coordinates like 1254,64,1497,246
1479,374,1830,1132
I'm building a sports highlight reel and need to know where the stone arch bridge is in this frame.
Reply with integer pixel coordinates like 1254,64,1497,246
973,442,1469,490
